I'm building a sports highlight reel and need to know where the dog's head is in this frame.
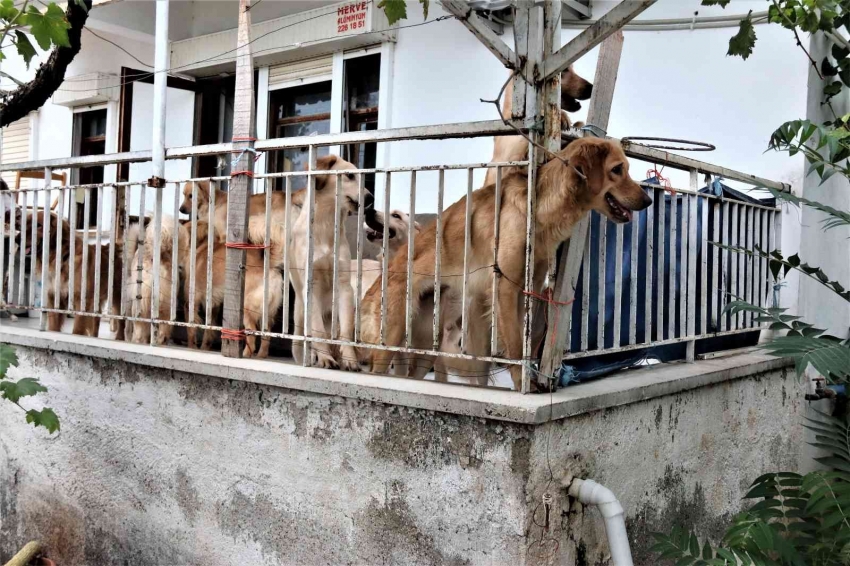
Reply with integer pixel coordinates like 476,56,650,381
12,210,71,260
179,180,212,217
562,138,651,223
561,65,593,112
364,209,420,246
312,154,373,215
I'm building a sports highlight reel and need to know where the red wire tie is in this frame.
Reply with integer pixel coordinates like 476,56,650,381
221,328,254,355
224,241,269,250
647,168,676,195
230,170,254,178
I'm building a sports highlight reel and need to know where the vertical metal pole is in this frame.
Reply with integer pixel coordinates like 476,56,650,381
645,192,654,343
282,176,293,334
379,171,391,345
261,176,272,334
720,201,730,332
730,203,739,329
222,0,255,357
598,218,607,348
686,171,698,361
404,171,417,348
152,0,169,183
303,148,318,363
460,168,473,353
711,199,720,331
433,170,444,350
107,185,118,318
94,185,104,318
490,167,502,354
149,0,169,343
668,191,677,339
18,189,28,306
205,183,215,325
657,189,665,340
119,185,131,321
580,228,591,350
188,181,198,332
39,170,52,330
629,218,638,345
700,193,709,335
80,188,91,314
170,184,180,324
354,173,365,341
331,172,342,339
613,222,624,347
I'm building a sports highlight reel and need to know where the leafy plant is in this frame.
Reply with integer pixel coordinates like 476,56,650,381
0,343,60,433
652,411,850,565
378,0,429,25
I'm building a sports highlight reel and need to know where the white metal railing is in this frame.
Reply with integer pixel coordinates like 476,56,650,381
0,123,785,391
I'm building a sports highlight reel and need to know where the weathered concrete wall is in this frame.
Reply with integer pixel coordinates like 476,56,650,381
0,346,804,566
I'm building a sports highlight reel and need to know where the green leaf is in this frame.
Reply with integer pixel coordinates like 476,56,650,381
0,378,47,403
0,0,18,21
0,343,19,377
377,0,407,25
25,407,59,433
26,3,71,51
419,0,428,20
728,14,757,60
762,335,850,381
14,31,37,69
834,43,850,61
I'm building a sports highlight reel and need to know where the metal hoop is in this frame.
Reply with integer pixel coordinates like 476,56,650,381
620,137,716,152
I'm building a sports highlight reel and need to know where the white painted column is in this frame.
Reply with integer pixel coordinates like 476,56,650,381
374,41,394,199
329,51,345,157
799,34,850,338
151,0,169,181
255,65,270,190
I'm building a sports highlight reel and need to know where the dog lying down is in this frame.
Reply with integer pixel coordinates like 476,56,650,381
357,138,651,391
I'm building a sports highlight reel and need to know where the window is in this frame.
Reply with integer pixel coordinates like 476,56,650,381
342,53,380,191
268,81,332,191
194,75,235,182
1,117,30,189
72,108,107,228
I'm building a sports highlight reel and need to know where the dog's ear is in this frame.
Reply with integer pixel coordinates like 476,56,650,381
311,155,339,191
568,141,609,195
315,155,338,171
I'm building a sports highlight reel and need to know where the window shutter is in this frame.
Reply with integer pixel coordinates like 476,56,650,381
269,55,333,89
1,117,30,187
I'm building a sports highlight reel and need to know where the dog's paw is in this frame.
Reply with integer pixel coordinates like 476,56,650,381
339,357,361,372
312,350,339,369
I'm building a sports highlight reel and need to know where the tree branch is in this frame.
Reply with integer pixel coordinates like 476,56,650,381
0,0,92,127
0,70,25,87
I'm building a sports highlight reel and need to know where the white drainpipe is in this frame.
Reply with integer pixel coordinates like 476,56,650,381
568,478,634,566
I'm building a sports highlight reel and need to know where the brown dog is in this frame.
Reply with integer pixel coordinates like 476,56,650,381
178,179,306,246
484,66,592,186
21,210,121,336
358,138,651,391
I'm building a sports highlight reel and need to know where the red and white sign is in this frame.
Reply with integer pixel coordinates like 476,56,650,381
337,1,368,34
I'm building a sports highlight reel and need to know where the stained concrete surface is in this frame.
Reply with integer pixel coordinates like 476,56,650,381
0,345,804,565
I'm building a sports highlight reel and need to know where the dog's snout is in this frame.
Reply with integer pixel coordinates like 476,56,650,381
179,205,189,215
637,189,653,210
363,190,375,211
578,82,593,101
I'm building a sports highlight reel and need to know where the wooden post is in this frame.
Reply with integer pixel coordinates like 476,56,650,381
539,30,625,379
221,0,255,357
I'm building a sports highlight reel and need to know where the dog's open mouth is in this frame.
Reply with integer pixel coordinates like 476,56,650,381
605,193,632,223
365,226,396,242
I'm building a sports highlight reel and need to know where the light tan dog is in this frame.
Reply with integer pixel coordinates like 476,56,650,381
484,66,593,186
179,179,305,246
20,210,121,337
289,154,367,371
184,229,284,358
126,216,191,345
350,209,421,301
359,138,651,391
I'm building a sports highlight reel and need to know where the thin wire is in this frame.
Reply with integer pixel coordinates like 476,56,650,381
51,12,453,93
84,27,153,69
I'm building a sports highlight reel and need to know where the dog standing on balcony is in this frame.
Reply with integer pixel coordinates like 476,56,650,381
15,210,121,336
358,138,651,391
289,154,371,371
125,216,191,345
484,66,593,186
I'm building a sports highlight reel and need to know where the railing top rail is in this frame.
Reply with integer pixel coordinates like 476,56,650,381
562,129,791,192
0,120,789,193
